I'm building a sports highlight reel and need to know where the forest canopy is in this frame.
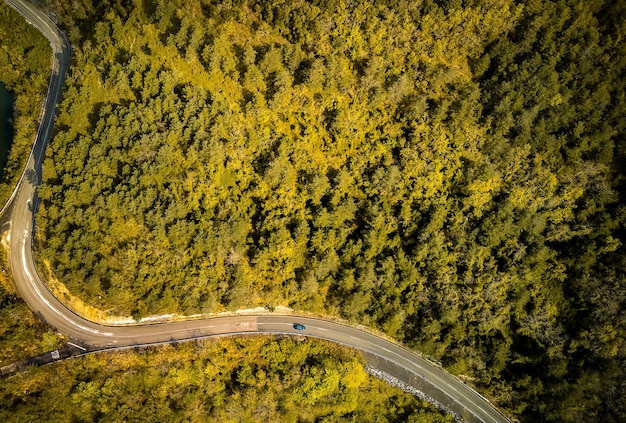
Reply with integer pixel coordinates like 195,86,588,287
0,2,50,205
0,336,451,422
30,0,626,421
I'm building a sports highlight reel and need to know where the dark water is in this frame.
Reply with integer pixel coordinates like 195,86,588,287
0,82,13,180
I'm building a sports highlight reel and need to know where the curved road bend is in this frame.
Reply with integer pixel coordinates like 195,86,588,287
2,1,509,422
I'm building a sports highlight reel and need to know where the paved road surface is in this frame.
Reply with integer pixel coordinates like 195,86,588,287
1,1,510,422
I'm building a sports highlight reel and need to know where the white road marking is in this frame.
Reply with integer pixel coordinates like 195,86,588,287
256,320,495,420
21,238,113,337
3,0,509,419
68,342,86,351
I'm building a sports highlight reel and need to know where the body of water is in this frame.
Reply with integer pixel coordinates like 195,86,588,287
0,81,13,180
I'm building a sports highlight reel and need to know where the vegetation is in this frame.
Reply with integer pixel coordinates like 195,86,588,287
23,0,626,421
0,255,64,365
0,0,62,372
0,2,50,205
0,337,450,422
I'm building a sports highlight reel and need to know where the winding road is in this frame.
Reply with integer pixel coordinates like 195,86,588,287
1,1,510,422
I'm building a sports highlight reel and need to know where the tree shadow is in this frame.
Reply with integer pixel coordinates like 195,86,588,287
87,102,106,132
25,168,39,186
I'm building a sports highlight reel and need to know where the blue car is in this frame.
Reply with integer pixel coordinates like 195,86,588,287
293,323,306,331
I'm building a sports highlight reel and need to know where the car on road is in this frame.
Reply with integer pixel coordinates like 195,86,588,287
293,323,306,330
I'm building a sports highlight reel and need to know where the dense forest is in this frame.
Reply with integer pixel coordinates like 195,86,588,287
1,336,450,421
0,2,50,206
24,0,626,421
